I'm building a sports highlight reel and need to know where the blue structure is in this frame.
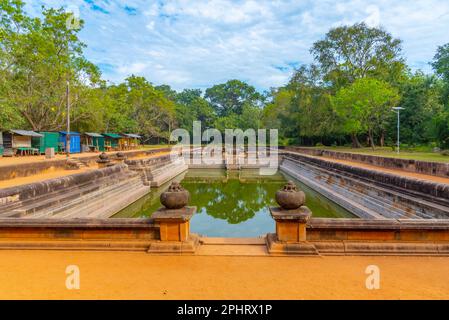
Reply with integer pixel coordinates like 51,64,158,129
58,131,81,153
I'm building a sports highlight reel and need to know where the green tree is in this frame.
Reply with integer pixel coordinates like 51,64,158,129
175,89,215,132
386,72,443,146
205,79,263,117
431,43,449,147
0,0,101,131
332,78,400,149
311,22,405,88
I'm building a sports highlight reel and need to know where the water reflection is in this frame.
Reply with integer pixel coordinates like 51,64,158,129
113,169,354,237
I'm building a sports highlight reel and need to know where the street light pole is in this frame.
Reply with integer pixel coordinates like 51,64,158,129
66,80,71,158
392,107,404,154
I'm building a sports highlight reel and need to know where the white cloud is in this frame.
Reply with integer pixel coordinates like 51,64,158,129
25,0,449,91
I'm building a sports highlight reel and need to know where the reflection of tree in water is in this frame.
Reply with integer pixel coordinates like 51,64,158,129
183,179,283,224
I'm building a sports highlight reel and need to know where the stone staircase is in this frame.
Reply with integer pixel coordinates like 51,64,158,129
281,157,449,220
144,160,188,187
0,168,150,219
68,157,90,168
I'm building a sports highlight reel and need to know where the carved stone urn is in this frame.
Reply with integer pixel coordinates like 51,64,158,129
96,152,111,168
160,182,190,209
97,152,110,162
116,152,126,160
275,181,306,210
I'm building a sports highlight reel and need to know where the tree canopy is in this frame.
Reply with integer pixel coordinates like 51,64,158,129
1,1,449,150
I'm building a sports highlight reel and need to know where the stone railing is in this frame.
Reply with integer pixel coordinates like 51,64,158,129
266,180,449,256
0,218,159,251
1,179,449,256
285,146,449,178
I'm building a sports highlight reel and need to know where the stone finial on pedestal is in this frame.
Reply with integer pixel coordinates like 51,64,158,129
160,181,190,209
96,152,111,168
267,181,317,255
275,181,306,210
115,152,127,163
151,182,195,242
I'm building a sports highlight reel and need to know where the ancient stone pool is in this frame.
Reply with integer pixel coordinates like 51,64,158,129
113,169,354,237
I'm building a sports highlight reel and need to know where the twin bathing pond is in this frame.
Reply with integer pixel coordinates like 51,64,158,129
113,169,354,237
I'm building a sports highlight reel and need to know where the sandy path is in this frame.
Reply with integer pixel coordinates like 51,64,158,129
0,250,448,299
312,155,449,185
0,150,170,189
0,168,91,189
0,148,167,167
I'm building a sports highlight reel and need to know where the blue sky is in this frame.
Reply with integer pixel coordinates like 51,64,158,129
25,0,449,91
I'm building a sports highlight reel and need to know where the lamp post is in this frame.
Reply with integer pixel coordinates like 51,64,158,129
392,107,404,154
66,80,71,158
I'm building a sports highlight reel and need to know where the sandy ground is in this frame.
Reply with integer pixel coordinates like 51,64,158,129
318,156,449,185
0,167,91,189
0,150,170,189
0,148,165,167
0,250,448,300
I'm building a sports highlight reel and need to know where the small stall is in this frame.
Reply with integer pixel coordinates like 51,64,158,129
82,133,105,152
32,132,60,154
58,131,81,154
119,133,141,150
102,133,121,151
2,130,43,156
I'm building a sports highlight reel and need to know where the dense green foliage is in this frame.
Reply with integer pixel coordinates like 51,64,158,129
266,23,449,148
1,2,449,148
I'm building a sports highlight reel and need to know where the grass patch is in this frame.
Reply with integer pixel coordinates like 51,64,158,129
307,146,449,163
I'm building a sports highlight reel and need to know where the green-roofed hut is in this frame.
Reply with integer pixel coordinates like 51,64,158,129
82,133,105,152
32,132,59,154
102,133,121,151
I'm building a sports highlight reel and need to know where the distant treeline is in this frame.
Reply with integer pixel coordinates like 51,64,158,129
1,1,449,148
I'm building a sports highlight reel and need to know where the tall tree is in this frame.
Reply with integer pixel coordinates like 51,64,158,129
205,80,263,117
175,89,215,132
311,22,405,88
332,78,400,149
431,43,449,148
0,0,101,131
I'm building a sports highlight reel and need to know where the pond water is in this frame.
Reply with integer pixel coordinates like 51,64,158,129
113,169,355,237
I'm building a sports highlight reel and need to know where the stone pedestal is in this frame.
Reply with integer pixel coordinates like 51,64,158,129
152,206,196,241
114,152,127,164
270,206,311,242
267,206,319,256
96,153,111,169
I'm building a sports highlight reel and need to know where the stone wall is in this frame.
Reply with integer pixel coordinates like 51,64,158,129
0,164,129,204
304,218,449,255
307,218,449,241
0,159,68,181
0,218,159,251
285,146,449,178
284,151,449,203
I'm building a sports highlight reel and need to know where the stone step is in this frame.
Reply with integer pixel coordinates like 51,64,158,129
0,170,138,213
289,161,413,219
82,184,151,219
69,157,90,168
47,180,150,219
150,163,188,187
0,174,135,216
26,176,143,219
296,160,439,219
283,158,448,219
281,161,386,220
